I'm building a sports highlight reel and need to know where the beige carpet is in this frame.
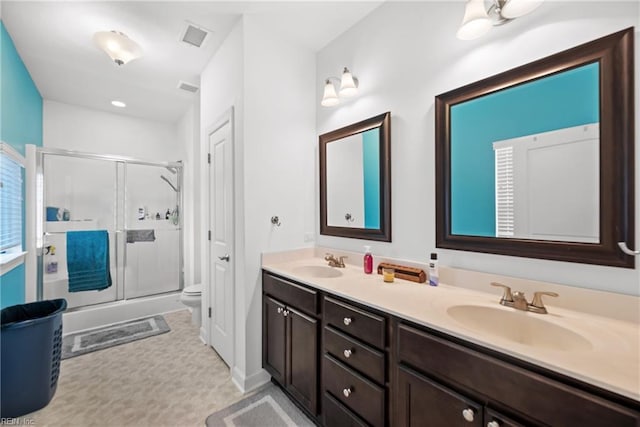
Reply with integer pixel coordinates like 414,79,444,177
27,310,244,427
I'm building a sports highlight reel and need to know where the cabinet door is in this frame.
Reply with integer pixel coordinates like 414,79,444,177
287,306,319,415
263,297,286,384
396,365,482,427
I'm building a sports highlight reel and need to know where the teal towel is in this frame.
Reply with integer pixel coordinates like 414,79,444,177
66,230,112,292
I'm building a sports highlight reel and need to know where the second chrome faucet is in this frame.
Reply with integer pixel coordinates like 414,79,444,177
490,282,558,314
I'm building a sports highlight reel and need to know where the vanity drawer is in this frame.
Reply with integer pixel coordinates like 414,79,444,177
323,392,368,427
324,325,385,384
397,323,640,427
323,354,385,427
324,296,385,349
262,272,318,315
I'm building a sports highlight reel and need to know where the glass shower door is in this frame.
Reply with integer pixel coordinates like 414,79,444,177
124,163,182,298
41,154,120,309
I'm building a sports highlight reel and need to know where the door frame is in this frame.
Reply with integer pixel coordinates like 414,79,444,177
201,107,235,369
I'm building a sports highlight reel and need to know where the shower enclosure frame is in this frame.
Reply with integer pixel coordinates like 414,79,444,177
31,146,184,306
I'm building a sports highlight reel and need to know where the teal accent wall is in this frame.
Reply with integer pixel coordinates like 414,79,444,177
0,21,43,308
362,129,380,229
450,63,599,237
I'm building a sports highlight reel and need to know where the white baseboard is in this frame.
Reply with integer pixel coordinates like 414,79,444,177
199,326,207,344
231,367,271,394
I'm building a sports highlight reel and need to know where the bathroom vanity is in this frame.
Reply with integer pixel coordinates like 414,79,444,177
262,250,640,427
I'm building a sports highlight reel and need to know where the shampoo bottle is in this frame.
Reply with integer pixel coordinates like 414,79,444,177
363,246,373,274
46,245,59,274
428,252,439,286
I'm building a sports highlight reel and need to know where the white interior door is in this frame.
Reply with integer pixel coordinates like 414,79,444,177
208,119,234,367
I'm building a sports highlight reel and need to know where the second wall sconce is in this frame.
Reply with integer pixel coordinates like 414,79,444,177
321,67,358,107
457,0,544,40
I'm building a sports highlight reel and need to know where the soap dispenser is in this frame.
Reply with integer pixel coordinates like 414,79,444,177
364,246,373,274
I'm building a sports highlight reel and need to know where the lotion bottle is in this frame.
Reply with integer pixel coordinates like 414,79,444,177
363,246,373,274
428,252,439,286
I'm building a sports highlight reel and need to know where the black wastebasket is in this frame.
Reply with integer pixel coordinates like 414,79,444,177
1,298,67,418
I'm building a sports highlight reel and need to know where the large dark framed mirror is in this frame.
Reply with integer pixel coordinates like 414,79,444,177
435,28,634,268
320,112,391,241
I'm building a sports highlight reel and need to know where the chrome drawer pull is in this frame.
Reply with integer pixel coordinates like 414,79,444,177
283,310,289,317
343,387,352,398
462,408,475,422
277,307,283,314
343,317,352,326
343,349,353,358
487,421,500,427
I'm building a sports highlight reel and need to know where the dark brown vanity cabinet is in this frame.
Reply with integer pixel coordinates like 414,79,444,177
394,321,640,427
262,270,639,427
322,297,388,427
262,273,319,415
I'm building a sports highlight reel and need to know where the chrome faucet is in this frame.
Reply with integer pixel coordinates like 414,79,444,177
324,253,347,268
490,282,558,314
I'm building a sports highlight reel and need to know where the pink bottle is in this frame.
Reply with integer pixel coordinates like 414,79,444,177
363,246,373,274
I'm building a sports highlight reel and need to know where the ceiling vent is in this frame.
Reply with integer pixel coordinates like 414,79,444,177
180,22,210,48
177,81,199,93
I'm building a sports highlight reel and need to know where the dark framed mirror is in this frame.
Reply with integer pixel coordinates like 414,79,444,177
320,112,391,241
436,28,634,268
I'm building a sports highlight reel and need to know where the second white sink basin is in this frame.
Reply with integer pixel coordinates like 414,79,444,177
291,265,343,278
447,305,593,352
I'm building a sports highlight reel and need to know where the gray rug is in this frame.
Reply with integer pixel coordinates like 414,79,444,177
61,315,170,359
206,384,314,427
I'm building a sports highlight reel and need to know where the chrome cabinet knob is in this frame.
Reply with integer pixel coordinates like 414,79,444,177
462,408,475,422
283,310,289,317
343,317,352,326
487,421,500,427
277,307,283,314
343,349,353,358
343,387,352,398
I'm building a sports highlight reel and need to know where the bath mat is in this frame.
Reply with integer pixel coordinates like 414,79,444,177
61,315,170,359
205,383,314,427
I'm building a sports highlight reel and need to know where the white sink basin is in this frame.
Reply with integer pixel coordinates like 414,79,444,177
447,305,593,352
291,265,343,278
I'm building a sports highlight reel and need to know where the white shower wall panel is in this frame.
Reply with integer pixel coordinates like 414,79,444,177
125,227,181,299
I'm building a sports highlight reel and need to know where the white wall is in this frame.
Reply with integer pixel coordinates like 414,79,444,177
199,15,316,391
316,1,640,296
44,100,183,161
177,101,200,288
243,14,316,387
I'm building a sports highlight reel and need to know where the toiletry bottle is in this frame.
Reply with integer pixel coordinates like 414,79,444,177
428,252,439,286
46,245,59,274
364,245,373,274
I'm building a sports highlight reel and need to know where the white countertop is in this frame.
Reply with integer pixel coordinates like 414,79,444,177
262,250,640,402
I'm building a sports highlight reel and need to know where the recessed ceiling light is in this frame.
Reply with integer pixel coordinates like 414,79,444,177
111,100,126,108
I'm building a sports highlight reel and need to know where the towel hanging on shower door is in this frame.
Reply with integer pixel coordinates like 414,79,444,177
66,230,112,292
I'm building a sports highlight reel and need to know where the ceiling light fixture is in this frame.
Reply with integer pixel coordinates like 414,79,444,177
321,67,359,107
93,31,142,66
457,0,544,40
111,100,126,108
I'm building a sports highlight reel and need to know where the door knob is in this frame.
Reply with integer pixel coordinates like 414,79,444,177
462,408,475,422
218,254,230,262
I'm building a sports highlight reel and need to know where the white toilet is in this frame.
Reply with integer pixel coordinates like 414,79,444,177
180,284,202,327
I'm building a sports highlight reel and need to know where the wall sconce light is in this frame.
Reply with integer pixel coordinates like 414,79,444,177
93,30,143,66
321,67,359,107
457,0,544,40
